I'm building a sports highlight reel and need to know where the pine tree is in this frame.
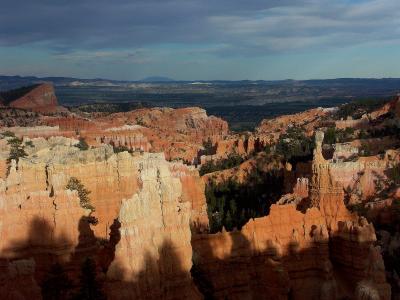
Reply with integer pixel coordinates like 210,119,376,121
225,211,233,231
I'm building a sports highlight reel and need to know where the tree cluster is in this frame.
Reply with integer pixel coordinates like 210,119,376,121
323,127,355,145
205,168,283,233
199,153,245,176
334,97,391,120
112,145,133,154
275,126,314,164
75,138,89,151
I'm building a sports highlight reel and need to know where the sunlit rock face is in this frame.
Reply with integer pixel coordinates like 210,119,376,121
94,107,229,163
106,153,202,299
0,139,205,299
7,84,65,113
40,106,229,164
256,107,330,142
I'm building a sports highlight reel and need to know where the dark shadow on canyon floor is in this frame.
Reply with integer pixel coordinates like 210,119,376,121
0,211,392,300
0,215,111,299
190,224,389,300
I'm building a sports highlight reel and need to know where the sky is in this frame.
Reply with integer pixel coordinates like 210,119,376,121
0,0,400,81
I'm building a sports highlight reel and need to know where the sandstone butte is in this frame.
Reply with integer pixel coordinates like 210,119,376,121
0,130,392,299
2,83,66,113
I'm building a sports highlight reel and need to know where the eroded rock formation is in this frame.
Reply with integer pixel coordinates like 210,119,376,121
0,95,397,299
191,131,391,300
106,153,202,299
0,139,206,299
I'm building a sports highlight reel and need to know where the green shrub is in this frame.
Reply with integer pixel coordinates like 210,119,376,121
275,126,314,163
6,137,27,174
323,127,355,145
324,127,337,144
349,203,368,218
25,140,34,147
1,131,15,138
387,164,400,187
112,145,133,154
75,138,89,151
202,138,215,155
359,141,372,156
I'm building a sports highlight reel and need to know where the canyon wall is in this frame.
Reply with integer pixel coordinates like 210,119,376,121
0,139,205,299
191,131,391,300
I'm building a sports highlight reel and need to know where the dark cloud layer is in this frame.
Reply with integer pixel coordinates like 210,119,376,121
0,0,288,48
1,0,400,57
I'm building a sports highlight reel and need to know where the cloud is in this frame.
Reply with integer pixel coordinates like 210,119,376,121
208,0,400,54
53,50,155,65
0,0,399,58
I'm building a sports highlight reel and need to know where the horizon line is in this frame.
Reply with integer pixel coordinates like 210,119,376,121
2,74,400,83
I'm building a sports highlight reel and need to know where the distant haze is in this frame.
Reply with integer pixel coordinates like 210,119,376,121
1,0,400,80
140,76,174,82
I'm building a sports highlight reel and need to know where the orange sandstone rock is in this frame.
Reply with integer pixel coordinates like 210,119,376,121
9,84,65,113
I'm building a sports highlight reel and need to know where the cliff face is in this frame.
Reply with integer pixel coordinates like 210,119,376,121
0,156,90,299
8,84,64,113
0,139,205,299
106,153,202,299
191,131,391,300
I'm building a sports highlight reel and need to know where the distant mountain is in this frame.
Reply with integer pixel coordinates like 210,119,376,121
0,75,177,90
140,76,174,82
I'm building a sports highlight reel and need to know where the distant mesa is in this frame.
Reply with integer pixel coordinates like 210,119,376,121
139,76,174,82
0,83,66,113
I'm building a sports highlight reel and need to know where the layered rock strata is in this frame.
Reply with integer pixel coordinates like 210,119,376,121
0,139,205,299
106,153,202,299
